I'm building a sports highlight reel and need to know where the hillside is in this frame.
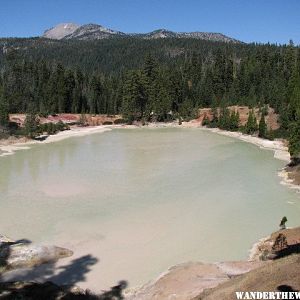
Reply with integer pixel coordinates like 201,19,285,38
0,35,248,74
197,106,280,130
196,254,300,300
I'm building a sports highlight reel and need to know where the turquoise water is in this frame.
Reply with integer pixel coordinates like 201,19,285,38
0,128,299,290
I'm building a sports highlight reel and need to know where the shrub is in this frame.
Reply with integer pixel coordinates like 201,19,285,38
202,115,210,126
102,121,113,125
113,119,126,124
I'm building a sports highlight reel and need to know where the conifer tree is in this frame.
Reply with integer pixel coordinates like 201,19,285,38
229,110,239,131
245,110,258,134
24,104,39,138
0,91,9,128
288,120,300,160
258,114,267,138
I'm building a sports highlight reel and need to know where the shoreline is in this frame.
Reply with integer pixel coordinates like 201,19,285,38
1,121,298,191
248,235,272,261
197,127,300,191
0,125,114,157
199,127,290,162
0,122,291,162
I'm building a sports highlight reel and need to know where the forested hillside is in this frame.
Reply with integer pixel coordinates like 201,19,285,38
0,37,300,156
0,37,247,73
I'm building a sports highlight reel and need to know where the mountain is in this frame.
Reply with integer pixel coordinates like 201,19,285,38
138,29,178,39
139,29,240,43
43,23,80,40
42,23,240,43
42,23,125,40
176,32,239,43
64,24,125,40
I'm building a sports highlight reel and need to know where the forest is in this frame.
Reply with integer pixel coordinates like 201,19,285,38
0,37,300,157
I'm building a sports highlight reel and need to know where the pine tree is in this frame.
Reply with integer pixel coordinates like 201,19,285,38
0,91,9,128
245,110,258,134
210,106,219,128
288,120,300,159
24,105,39,138
218,107,231,130
229,110,239,131
258,114,267,138
122,71,143,122
55,64,67,113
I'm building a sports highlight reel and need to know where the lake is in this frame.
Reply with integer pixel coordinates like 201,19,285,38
0,128,299,291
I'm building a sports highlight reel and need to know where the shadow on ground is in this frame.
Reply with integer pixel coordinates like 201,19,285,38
0,239,127,299
274,242,300,259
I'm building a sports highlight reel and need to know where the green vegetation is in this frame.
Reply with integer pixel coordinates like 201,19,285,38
24,112,39,138
0,84,9,133
218,108,239,131
258,114,267,138
288,121,300,159
22,116,69,138
39,120,69,135
0,37,300,156
244,110,258,134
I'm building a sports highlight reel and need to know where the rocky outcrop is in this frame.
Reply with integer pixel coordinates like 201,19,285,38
282,159,300,186
249,227,300,261
0,234,73,272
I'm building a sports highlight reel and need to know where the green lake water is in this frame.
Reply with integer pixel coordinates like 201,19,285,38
0,128,299,291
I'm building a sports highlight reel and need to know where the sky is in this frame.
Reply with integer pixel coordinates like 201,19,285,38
0,0,300,44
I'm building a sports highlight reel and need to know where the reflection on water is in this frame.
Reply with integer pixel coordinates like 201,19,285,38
0,128,300,292
0,138,79,192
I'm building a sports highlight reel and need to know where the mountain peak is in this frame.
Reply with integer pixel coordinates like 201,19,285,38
65,23,124,39
145,29,177,39
43,23,80,40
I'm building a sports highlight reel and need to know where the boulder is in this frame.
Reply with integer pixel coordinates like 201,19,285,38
0,234,73,272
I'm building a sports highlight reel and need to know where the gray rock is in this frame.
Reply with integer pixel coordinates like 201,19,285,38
0,234,73,272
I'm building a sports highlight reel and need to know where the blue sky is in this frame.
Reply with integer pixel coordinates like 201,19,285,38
0,0,299,44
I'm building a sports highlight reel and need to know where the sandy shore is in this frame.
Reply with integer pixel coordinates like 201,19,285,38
147,121,290,163
199,127,290,162
0,122,182,157
0,126,113,157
